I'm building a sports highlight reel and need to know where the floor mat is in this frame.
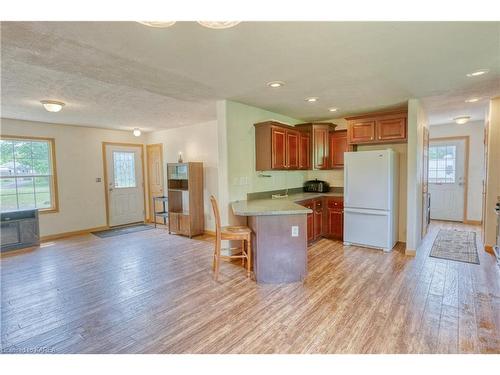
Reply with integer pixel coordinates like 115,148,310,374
429,229,479,264
92,224,153,238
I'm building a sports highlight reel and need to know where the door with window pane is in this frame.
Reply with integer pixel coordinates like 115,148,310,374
428,138,466,222
105,144,144,226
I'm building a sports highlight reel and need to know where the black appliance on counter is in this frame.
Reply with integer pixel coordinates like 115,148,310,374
303,179,330,193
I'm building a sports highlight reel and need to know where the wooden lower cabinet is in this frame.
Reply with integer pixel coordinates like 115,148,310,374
301,197,343,244
327,208,343,240
168,212,190,236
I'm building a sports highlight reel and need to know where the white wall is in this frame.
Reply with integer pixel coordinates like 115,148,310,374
0,118,146,237
429,121,485,222
146,120,219,231
406,99,429,252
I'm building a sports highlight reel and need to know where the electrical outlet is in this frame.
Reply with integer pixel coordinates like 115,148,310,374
291,226,299,237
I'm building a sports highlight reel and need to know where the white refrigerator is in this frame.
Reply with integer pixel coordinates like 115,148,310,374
343,149,399,252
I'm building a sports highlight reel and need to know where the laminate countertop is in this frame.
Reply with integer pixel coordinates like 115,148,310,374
231,192,344,216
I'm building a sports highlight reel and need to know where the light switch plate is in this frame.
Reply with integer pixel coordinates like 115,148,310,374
291,226,299,237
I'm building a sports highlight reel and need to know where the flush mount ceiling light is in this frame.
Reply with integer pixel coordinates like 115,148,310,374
466,69,489,77
267,81,285,88
454,116,471,124
133,128,142,137
40,100,65,113
197,21,241,29
137,21,176,28
305,97,319,103
328,107,339,112
465,97,482,103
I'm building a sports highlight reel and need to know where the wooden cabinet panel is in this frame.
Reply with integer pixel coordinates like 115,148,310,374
168,213,179,232
313,199,323,240
329,130,348,168
271,128,286,169
298,133,311,170
346,110,408,145
328,208,343,240
307,212,314,242
376,117,407,142
179,214,190,235
314,128,329,169
286,130,300,169
348,120,376,144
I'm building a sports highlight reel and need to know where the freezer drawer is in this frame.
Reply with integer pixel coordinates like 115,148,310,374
344,208,393,251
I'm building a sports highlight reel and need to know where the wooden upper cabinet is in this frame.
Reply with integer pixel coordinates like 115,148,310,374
271,127,287,169
295,122,337,170
329,130,348,169
346,110,408,145
298,132,311,170
376,117,407,142
255,121,308,171
286,130,300,169
348,120,376,144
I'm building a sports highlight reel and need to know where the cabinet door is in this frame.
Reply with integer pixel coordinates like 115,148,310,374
298,133,311,170
348,120,376,144
179,214,190,236
168,213,179,232
314,210,323,239
307,213,314,243
314,128,329,169
286,130,300,169
376,117,407,142
329,131,348,168
328,209,343,240
271,128,287,169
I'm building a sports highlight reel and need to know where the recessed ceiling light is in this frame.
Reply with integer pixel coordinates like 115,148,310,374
466,69,489,77
137,21,176,28
328,108,339,112
267,81,285,88
305,97,318,103
133,128,142,137
465,97,481,103
40,100,65,113
454,116,471,125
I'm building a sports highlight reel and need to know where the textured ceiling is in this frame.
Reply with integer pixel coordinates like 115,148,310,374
1,21,499,131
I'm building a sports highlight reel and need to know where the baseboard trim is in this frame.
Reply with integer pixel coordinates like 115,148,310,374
464,220,482,225
405,248,416,256
204,230,215,236
41,225,109,242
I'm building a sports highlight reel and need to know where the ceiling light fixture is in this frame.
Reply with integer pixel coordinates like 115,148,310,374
454,116,471,125
40,100,65,113
267,81,285,88
197,21,241,29
137,21,176,28
133,128,142,137
328,108,339,112
466,69,489,77
465,97,481,103
305,97,318,103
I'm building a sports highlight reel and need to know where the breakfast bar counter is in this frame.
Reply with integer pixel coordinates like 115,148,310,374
231,191,343,284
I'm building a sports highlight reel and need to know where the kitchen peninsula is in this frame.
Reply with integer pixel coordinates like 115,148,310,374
232,189,343,283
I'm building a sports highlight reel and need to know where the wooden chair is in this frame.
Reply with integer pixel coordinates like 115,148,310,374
210,195,252,281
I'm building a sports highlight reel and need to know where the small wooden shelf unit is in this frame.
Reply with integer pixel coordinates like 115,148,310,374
167,162,204,238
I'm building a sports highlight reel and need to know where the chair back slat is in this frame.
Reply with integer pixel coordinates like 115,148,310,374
210,195,222,239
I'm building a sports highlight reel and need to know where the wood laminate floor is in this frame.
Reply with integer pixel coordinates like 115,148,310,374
1,221,499,354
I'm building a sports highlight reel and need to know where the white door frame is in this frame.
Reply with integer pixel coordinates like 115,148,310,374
428,136,469,223
102,142,146,227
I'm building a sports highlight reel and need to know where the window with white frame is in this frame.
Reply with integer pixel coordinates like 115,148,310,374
428,144,456,184
0,136,58,212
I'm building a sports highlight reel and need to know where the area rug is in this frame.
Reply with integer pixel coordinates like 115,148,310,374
92,224,153,238
429,229,479,264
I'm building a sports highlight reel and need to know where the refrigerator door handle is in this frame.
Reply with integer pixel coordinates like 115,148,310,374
344,207,389,216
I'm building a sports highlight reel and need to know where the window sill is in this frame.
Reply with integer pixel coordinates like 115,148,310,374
39,208,59,215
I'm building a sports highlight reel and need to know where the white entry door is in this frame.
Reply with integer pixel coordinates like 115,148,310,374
428,139,466,222
105,144,145,227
